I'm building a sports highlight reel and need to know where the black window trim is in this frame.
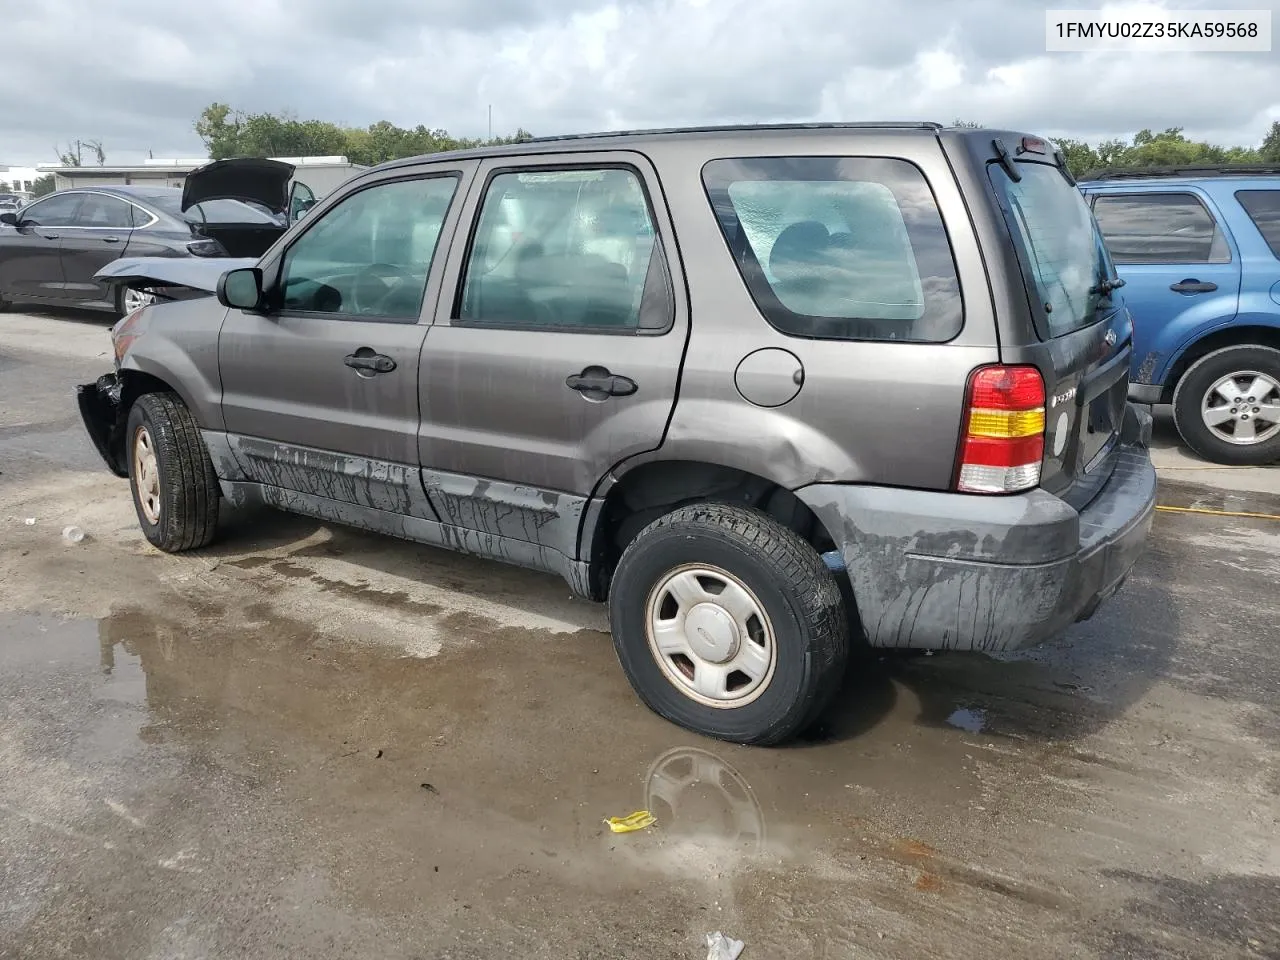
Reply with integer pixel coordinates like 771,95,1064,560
699,153,966,345
1091,189,1233,265
448,160,676,337
1233,188,1280,260
265,170,464,327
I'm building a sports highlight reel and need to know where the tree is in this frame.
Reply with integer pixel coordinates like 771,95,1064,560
56,139,105,167
29,175,56,198
1260,121,1280,163
195,103,533,163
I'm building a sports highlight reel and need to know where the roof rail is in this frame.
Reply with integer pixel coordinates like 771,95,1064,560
515,121,943,145
1081,164,1280,182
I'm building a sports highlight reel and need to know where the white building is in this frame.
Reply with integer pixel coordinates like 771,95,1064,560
0,165,46,198
36,156,368,199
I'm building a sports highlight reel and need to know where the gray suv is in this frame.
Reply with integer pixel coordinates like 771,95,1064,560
77,123,1156,745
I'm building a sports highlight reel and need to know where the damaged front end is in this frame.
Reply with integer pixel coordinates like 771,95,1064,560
76,373,129,477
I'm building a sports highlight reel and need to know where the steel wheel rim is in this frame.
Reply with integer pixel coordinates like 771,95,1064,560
1200,370,1280,445
133,425,161,525
123,288,156,314
644,563,777,709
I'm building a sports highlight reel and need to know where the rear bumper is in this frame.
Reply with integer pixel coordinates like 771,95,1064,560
796,415,1156,652
76,373,129,478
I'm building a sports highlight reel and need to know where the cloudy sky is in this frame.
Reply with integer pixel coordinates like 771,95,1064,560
2,0,1277,167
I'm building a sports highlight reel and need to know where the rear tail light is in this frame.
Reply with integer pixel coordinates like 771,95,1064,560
186,238,227,257
955,365,1046,494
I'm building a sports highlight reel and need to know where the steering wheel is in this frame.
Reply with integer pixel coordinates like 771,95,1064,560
351,262,414,315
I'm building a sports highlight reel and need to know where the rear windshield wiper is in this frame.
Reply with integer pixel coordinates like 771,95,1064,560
1089,276,1126,296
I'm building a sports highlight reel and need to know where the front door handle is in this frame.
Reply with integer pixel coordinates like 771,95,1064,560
344,349,396,377
566,365,637,399
1170,279,1218,294
102,236,121,244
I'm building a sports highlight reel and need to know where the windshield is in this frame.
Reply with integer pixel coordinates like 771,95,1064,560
990,161,1112,339
141,191,284,225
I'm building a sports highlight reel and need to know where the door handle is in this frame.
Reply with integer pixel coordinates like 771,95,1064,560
1170,279,1217,294
566,365,637,398
343,350,396,376
102,236,121,244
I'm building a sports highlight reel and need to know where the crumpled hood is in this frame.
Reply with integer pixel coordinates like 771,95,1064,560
95,256,258,293
181,157,296,214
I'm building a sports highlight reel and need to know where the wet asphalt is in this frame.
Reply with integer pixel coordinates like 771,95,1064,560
1,311,1278,960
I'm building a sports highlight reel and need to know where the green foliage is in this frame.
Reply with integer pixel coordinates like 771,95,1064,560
29,175,56,198
1054,127,1263,178
195,103,534,165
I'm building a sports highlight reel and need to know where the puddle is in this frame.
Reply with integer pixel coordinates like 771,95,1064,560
945,707,987,734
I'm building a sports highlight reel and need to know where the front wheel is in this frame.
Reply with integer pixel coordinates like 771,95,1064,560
1172,345,1280,465
608,503,849,745
116,285,157,318
127,392,220,551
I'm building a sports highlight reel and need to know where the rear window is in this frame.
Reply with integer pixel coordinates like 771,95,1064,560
1236,189,1280,258
989,161,1110,339
702,157,962,342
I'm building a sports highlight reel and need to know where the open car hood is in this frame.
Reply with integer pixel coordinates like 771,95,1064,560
95,256,258,293
181,157,296,214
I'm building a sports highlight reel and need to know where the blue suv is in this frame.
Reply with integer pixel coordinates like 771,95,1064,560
1078,168,1280,465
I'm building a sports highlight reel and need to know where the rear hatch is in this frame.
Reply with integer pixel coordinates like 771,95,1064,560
983,138,1132,509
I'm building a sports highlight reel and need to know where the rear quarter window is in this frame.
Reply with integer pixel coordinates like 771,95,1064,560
1235,189,1280,258
701,157,962,342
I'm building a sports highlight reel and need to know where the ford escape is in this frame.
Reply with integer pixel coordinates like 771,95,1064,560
77,123,1156,745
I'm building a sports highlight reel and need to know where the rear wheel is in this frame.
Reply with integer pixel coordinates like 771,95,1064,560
1172,345,1280,465
608,503,848,745
127,392,220,551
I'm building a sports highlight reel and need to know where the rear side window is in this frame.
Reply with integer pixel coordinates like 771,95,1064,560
1235,189,1280,258
457,167,670,332
1092,193,1230,264
702,157,962,342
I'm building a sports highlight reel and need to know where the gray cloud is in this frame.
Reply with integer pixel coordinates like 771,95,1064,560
1,0,1277,167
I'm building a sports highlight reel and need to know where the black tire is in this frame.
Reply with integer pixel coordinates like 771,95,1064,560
1172,344,1280,466
126,392,220,551
608,503,849,746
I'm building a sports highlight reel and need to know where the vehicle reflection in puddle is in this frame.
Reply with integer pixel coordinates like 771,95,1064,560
643,746,766,853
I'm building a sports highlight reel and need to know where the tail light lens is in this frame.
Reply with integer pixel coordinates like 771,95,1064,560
186,239,227,257
955,365,1046,494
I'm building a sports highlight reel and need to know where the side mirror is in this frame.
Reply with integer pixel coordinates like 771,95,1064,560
0,212,18,227
217,267,266,312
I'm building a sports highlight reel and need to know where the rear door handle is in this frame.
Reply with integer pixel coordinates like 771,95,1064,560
1170,279,1217,294
566,365,637,398
102,236,121,244
344,349,396,376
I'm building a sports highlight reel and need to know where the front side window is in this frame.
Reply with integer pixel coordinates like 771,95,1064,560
991,161,1112,339
19,193,83,227
458,167,669,331
76,194,134,228
1092,192,1230,264
277,175,459,321
702,157,962,342
1235,189,1280,258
